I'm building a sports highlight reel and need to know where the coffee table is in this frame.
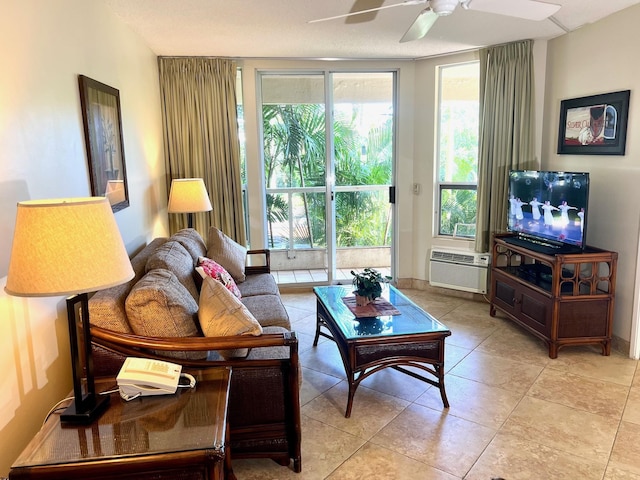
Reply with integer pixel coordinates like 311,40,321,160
313,285,451,418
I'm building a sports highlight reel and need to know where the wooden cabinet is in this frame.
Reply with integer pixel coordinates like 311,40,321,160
490,233,617,358
9,368,232,480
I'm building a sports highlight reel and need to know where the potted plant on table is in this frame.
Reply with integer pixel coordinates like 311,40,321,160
351,268,391,306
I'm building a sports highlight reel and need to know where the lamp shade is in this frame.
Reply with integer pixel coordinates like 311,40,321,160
167,178,213,214
5,197,134,297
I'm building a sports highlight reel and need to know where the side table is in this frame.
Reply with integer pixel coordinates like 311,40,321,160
9,368,232,480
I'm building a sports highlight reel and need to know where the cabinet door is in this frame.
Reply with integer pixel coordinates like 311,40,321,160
517,287,552,336
492,274,517,315
492,269,551,337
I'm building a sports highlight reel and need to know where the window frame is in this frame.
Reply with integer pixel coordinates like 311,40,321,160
435,61,480,239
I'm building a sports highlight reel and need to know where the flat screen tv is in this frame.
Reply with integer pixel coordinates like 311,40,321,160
506,170,589,254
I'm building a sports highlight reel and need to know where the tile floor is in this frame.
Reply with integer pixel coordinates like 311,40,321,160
232,288,640,479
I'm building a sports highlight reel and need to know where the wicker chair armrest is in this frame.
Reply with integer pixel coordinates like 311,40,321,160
90,325,296,353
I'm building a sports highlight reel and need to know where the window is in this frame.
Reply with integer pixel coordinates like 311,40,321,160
436,62,479,238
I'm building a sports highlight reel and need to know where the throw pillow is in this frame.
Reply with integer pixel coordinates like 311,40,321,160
170,228,207,261
145,240,200,302
196,256,242,299
198,276,262,359
206,227,247,282
125,269,206,361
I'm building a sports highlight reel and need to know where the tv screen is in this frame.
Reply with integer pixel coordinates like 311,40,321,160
507,170,589,252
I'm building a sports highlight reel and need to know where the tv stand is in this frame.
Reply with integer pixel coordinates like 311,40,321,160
490,233,617,358
502,234,581,255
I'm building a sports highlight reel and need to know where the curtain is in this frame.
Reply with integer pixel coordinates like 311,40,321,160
158,57,246,244
475,40,537,253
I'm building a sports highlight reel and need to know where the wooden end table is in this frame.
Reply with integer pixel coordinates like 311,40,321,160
9,368,232,480
313,285,451,418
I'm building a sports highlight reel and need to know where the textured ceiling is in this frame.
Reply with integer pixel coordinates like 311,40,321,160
102,0,640,59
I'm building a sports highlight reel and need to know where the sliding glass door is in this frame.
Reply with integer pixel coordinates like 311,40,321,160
259,71,395,284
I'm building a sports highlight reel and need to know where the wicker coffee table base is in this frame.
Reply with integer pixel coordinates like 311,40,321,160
313,298,450,418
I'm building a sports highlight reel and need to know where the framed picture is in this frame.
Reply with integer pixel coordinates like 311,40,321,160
557,90,630,155
78,75,129,212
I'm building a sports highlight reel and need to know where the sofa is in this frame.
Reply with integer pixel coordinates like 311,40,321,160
88,227,302,473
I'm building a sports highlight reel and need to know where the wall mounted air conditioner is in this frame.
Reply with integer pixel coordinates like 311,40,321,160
429,248,490,294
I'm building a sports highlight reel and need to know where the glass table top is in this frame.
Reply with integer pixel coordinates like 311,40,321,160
313,285,450,340
11,368,230,469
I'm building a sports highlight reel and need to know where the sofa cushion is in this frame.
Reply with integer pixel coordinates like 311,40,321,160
241,294,291,330
196,256,241,298
245,326,291,360
207,227,247,283
146,240,199,302
198,276,262,359
237,273,280,297
89,281,134,334
170,228,207,261
89,237,168,334
126,268,205,361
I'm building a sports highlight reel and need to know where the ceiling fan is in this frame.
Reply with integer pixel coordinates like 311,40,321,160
309,0,561,43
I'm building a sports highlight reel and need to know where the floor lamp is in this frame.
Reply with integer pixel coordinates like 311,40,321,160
167,178,213,229
5,197,134,424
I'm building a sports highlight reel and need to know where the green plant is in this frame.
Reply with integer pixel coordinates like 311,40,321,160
351,268,391,301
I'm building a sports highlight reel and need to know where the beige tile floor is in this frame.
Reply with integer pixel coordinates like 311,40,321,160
232,288,640,479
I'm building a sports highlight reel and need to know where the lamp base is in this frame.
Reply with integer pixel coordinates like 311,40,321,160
60,394,110,424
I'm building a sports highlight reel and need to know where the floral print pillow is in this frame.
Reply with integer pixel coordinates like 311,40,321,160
196,256,241,299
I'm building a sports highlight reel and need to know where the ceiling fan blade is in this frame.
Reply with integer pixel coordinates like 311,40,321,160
400,8,438,43
465,0,560,21
309,0,426,24
346,0,384,24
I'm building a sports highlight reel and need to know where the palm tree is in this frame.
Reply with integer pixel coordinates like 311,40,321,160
263,103,393,248
263,104,326,247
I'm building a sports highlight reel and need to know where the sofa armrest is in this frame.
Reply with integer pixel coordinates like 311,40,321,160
91,325,295,355
245,249,271,274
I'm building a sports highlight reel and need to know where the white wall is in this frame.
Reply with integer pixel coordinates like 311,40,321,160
543,4,640,352
0,0,166,474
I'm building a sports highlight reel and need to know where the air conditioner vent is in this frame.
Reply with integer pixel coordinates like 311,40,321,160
431,251,476,265
429,248,490,294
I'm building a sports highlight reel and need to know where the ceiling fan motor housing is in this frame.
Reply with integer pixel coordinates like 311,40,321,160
429,0,460,16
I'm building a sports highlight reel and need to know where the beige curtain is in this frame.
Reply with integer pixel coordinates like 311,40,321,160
158,57,246,244
475,40,537,253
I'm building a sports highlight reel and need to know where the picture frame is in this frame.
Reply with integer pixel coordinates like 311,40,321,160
557,90,630,155
78,75,129,212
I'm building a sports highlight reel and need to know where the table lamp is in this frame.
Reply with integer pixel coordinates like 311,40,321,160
167,178,213,229
5,197,134,424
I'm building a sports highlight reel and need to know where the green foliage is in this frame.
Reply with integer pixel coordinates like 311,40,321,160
263,102,393,249
439,188,477,236
351,268,391,300
438,99,479,236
